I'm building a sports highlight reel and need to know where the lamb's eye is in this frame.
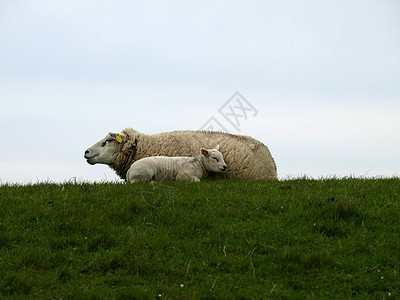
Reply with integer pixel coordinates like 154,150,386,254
212,157,219,162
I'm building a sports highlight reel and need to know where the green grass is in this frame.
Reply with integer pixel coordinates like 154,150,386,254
0,178,399,299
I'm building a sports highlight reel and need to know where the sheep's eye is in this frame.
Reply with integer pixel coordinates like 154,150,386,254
102,138,115,147
212,157,219,162
102,139,112,147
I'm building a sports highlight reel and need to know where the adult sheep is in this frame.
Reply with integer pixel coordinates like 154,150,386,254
84,128,277,180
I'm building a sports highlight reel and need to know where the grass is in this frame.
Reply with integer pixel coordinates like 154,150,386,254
0,178,399,299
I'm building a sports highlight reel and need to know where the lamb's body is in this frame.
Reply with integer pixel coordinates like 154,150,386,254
84,128,277,180
127,147,226,182
127,156,203,182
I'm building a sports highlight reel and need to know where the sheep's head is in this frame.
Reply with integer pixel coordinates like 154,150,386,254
200,145,227,173
84,132,127,165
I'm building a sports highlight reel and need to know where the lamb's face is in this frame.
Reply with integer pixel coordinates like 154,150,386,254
84,133,125,165
201,146,227,173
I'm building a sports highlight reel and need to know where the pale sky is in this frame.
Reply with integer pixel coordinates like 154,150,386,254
1,0,399,183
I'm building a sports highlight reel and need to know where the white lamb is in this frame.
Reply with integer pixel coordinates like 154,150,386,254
126,146,227,183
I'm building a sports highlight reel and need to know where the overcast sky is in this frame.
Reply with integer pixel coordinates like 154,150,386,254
1,0,399,183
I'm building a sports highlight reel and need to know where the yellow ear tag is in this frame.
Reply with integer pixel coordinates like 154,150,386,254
115,134,122,144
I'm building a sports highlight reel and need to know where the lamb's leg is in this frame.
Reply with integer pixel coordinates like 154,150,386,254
127,174,153,183
176,172,200,182
126,166,154,183
190,176,201,182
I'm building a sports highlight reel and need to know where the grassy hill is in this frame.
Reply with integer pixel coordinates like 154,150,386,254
0,178,399,299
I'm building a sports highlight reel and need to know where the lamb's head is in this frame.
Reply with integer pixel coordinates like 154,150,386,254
84,132,127,165
200,145,227,173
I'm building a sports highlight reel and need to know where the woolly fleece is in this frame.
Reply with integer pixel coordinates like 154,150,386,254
112,128,277,181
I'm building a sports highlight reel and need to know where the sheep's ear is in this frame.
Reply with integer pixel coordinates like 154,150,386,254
215,145,220,151
120,134,127,143
110,132,126,144
115,134,123,143
201,148,209,157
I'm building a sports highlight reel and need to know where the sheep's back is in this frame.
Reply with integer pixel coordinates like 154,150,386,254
136,130,277,180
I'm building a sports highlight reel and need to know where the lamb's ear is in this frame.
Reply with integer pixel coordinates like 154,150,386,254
201,148,210,157
215,145,220,151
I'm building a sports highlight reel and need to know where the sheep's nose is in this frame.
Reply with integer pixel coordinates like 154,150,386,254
85,150,89,155
222,165,227,171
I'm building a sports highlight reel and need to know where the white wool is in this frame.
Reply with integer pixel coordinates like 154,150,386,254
126,147,227,182
84,128,277,180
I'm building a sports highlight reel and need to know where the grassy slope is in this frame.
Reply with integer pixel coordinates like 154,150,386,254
0,178,399,299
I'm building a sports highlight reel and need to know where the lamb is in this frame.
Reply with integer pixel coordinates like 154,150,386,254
84,128,277,180
126,146,227,182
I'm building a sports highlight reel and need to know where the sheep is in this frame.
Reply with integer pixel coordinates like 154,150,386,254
84,128,277,180
126,146,227,183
